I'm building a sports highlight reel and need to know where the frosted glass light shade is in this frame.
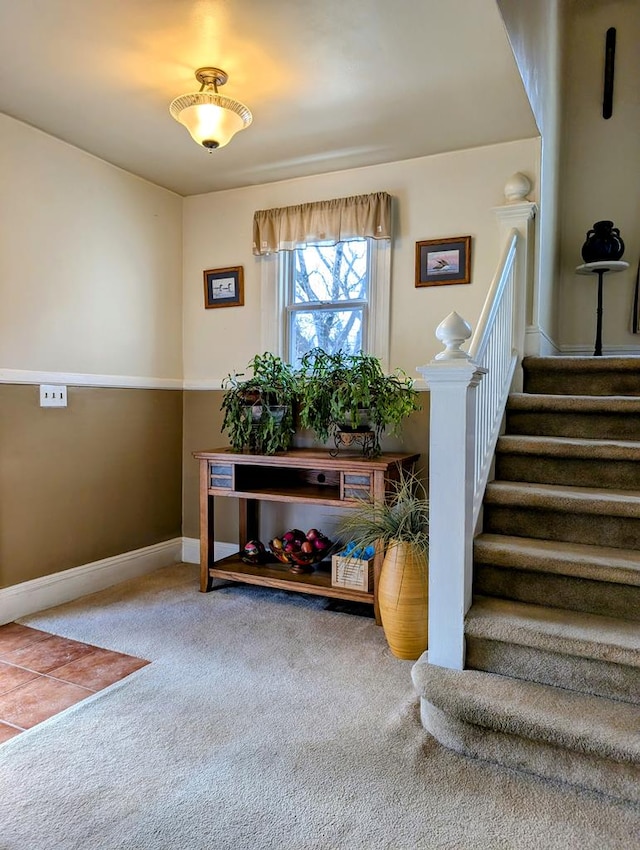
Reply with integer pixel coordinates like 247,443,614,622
169,92,252,149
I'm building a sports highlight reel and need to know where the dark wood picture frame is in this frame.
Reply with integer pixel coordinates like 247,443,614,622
415,236,471,287
203,266,244,309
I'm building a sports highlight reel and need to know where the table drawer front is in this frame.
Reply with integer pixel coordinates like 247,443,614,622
209,463,234,490
342,472,372,500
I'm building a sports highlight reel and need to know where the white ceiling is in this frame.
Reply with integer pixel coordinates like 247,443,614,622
0,0,538,197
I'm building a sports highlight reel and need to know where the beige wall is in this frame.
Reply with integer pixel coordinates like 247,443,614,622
181,140,539,542
182,138,540,385
558,0,640,351
1,116,184,589
0,385,182,588
1,112,541,588
0,115,183,379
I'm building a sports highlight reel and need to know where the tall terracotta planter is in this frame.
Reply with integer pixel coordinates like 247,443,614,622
378,540,428,660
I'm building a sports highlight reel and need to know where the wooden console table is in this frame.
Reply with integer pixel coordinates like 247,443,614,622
193,448,419,624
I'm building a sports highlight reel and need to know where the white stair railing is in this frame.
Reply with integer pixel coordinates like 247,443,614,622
417,182,536,670
468,230,519,527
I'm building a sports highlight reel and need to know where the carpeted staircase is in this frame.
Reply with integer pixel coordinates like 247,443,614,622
413,356,640,802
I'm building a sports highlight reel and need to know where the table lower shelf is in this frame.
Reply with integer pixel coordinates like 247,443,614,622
206,554,374,605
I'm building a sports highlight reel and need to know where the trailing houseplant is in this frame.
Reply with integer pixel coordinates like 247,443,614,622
221,352,297,454
337,468,429,659
297,348,420,456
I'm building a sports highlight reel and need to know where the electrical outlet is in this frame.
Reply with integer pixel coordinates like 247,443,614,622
39,384,68,408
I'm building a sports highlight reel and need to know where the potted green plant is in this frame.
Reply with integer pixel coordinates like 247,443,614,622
221,352,297,454
337,468,429,660
297,348,420,456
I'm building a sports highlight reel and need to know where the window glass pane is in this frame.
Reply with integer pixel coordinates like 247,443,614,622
293,241,368,304
290,309,363,364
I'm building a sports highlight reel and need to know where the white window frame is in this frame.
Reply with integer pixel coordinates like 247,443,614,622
260,237,391,371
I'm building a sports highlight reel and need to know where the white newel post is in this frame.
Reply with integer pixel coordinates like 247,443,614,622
417,313,486,670
494,174,538,364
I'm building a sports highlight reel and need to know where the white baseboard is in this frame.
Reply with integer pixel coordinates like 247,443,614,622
182,537,201,564
181,537,238,564
1,538,182,625
525,325,559,356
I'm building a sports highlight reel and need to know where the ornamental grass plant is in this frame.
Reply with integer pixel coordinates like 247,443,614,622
337,467,429,558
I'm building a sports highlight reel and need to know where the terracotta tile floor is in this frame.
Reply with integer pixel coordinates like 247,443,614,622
0,622,149,741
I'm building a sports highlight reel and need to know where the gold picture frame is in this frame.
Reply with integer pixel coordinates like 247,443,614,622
415,236,471,287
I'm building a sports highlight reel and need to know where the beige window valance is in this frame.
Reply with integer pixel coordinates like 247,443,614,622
252,191,392,255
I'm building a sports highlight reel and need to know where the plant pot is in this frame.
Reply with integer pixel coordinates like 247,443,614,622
266,405,287,424
250,405,293,454
249,404,263,423
338,408,371,432
248,404,288,424
378,540,428,660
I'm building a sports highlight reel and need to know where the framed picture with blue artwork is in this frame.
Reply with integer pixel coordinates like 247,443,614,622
415,236,471,287
203,266,244,308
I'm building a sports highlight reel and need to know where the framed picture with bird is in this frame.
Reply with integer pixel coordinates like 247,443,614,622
415,236,471,287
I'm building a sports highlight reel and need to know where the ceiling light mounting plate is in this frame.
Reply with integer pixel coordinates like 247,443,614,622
195,67,228,90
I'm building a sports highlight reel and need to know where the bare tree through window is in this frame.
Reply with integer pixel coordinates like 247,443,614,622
288,240,369,364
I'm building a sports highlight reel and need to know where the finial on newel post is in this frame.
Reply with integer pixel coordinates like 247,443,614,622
434,311,473,361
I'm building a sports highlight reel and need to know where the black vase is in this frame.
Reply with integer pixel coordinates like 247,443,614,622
581,220,625,263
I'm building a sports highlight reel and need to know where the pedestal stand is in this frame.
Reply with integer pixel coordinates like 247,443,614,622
575,261,629,356
330,429,376,458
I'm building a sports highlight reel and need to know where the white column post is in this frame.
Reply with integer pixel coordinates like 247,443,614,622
493,174,538,366
417,313,485,670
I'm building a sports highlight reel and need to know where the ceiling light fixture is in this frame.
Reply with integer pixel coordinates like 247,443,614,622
169,67,252,151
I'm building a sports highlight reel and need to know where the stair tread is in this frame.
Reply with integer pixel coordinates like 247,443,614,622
474,534,640,586
466,597,640,667
497,434,640,459
508,392,640,412
485,480,640,515
411,658,640,763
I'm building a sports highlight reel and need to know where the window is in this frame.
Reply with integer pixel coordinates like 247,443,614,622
286,239,369,365
253,192,392,369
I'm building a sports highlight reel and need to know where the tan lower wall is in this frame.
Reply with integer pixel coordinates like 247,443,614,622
182,390,430,545
0,384,183,588
182,390,235,542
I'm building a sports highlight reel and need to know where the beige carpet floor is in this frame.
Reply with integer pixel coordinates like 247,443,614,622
0,564,638,849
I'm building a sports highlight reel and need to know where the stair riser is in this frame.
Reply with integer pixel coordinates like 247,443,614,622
484,505,640,549
495,454,640,490
466,638,640,704
523,371,640,396
506,410,640,440
474,565,640,621
420,700,640,804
